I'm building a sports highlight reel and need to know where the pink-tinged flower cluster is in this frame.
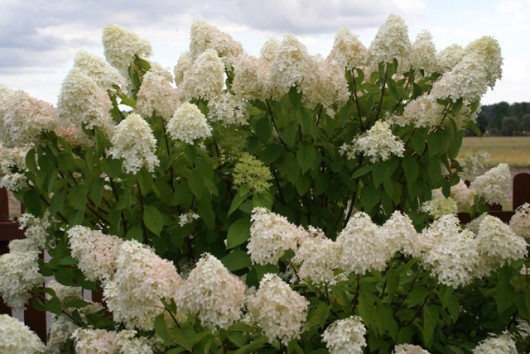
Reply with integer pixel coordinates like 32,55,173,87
247,273,309,345
108,113,160,174
232,54,270,100
72,328,119,354
336,212,389,275
0,314,45,353
0,86,56,147
177,253,246,329
167,102,212,144
248,207,308,265
341,121,405,163
136,71,179,121
105,240,182,330
67,225,123,282
322,315,367,354
303,57,349,109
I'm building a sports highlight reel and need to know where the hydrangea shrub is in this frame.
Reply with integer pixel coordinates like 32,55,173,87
0,15,528,353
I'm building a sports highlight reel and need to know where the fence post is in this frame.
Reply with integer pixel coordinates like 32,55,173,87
513,172,530,210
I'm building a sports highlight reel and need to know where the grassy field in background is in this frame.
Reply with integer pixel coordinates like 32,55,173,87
458,136,530,169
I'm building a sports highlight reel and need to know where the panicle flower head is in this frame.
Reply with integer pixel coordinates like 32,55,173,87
268,34,316,97
293,227,339,284
207,92,249,125
167,102,212,144
233,153,273,194
410,30,437,75
366,14,411,70
472,331,517,354
115,330,154,354
248,207,308,265
260,37,280,63
173,51,193,86
56,67,114,137
0,250,43,309
397,94,445,129
464,36,503,89
73,50,126,90
422,226,479,288
470,163,511,205
303,57,349,109
46,315,78,354
232,54,270,100
177,253,246,329
450,180,477,210
108,113,160,174
420,196,458,218
178,211,200,227
67,225,124,281
393,344,431,354
72,328,118,354
476,215,527,269
247,273,309,345
380,211,420,258
189,19,243,68
459,151,490,182
436,44,464,73
0,144,29,191
322,315,367,354
106,240,182,330
102,24,152,74
510,202,530,238
178,48,225,101
0,87,56,147
46,279,82,305
327,27,366,70
136,71,179,121
18,212,51,251
341,121,404,163
336,212,389,275
0,314,45,353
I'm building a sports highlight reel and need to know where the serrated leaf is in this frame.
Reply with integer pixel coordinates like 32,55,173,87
402,156,419,184
68,184,88,211
228,185,251,216
296,141,316,173
221,250,251,271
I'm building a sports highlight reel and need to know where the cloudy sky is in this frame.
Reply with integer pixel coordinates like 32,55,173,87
0,0,528,105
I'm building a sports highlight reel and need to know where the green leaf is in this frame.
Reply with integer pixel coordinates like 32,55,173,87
408,286,429,306
226,217,251,249
23,189,44,216
90,178,105,206
360,185,380,213
259,144,283,164
296,141,317,173
423,305,439,347
221,250,251,271
143,205,164,236
402,156,419,184
233,337,268,354
101,158,122,178
255,116,272,143
68,184,89,211
352,165,371,178
174,325,195,351
25,148,38,174
228,185,251,216
427,133,442,156
154,314,174,345
307,302,330,329
410,134,425,155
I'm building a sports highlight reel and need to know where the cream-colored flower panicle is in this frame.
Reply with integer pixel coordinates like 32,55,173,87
293,227,338,285
67,225,124,282
56,67,114,137
327,26,366,70
248,207,307,265
136,71,179,121
322,315,367,354
0,314,45,353
167,102,212,144
73,50,126,90
178,48,225,101
472,331,517,354
102,24,152,74
366,14,411,71
336,212,389,275
231,54,270,100
0,86,56,147
177,253,246,329
469,163,511,205
109,113,160,174
105,240,182,330
341,121,404,163
393,344,431,354
380,211,420,258
72,328,119,354
510,202,530,238
409,30,437,75
247,273,309,345
207,93,249,125
0,249,43,310
303,57,349,109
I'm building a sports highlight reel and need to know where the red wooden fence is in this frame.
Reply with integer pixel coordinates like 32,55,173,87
0,173,529,343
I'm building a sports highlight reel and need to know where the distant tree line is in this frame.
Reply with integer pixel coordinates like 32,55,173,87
471,102,530,136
